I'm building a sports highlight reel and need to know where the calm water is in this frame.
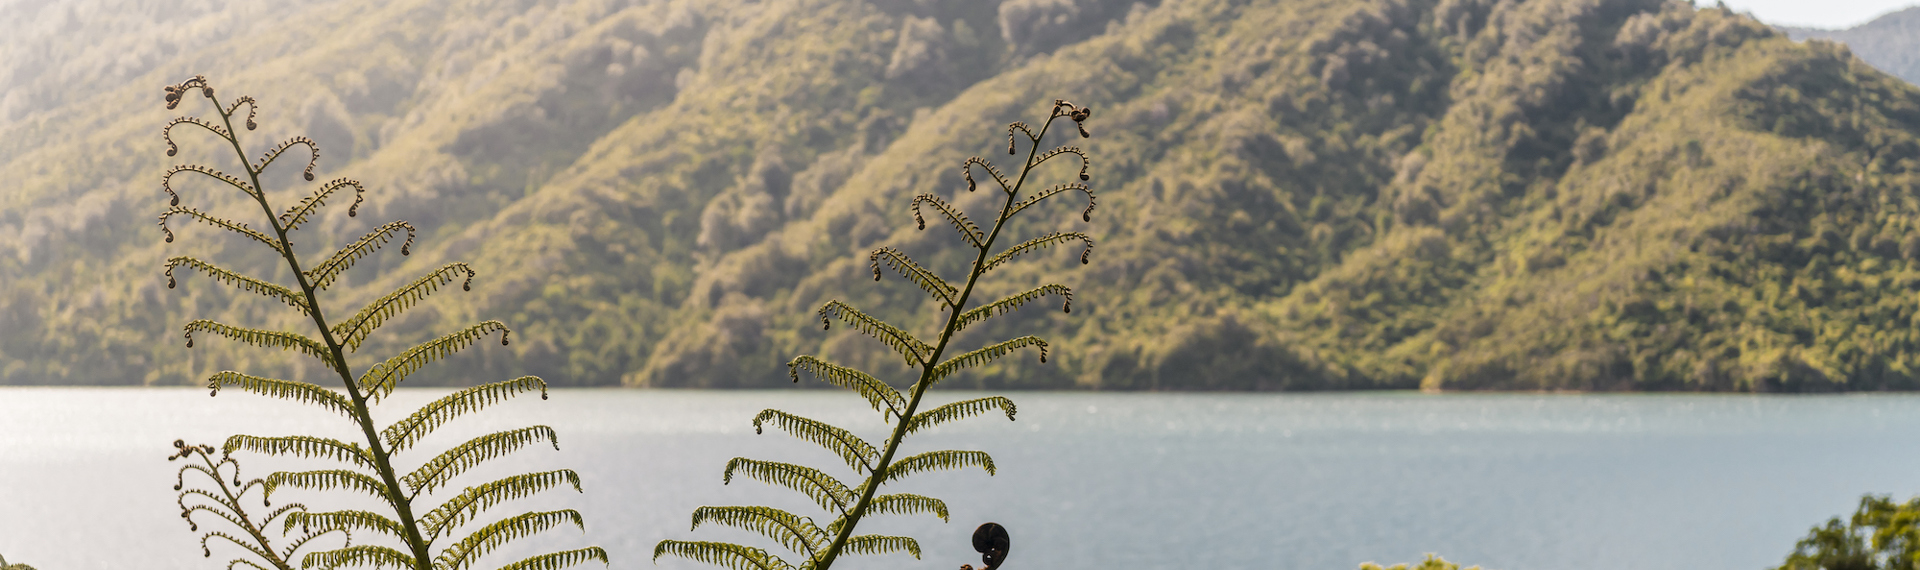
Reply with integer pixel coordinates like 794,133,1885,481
2,388,1918,570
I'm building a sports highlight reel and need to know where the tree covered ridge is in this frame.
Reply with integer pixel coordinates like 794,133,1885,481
1,0,1916,391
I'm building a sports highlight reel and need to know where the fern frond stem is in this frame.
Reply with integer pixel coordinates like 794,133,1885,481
209,93,436,570
191,452,296,570
812,108,1064,570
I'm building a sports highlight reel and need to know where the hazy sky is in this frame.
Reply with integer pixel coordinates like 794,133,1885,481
1720,0,1918,28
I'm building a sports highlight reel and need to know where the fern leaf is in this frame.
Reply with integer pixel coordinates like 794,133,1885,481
156,206,281,251
223,435,376,471
282,509,405,540
306,221,417,290
402,426,558,496
750,409,877,473
816,301,929,366
252,136,318,182
1032,145,1090,182
722,458,854,514
904,397,1017,435
1005,182,1096,222
840,534,921,559
653,540,793,570
357,320,509,400
961,157,1010,193
866,493,949,522
280,178,366,231
929,336,1048,383
952,284,1073,333
199,531,277,565
382,376,547,452
264,469,389,500
420,470,582,539
225,96,258,130
495,547,610,570
183,320,333,367
689,506,827,558
1005,121,1039,150
435,509,584,570
868,247,956,305
909,194,983,248
979,232,1093,272
205,371,353,419
164,257,306,313
164,164,257,202
881,450,995,484
332,263,478,351
163,116,233,157
786,356,902,417
300,545,414,570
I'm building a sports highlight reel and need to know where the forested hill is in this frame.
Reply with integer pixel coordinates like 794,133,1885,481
1785,6,1920,86
2,0,1918,391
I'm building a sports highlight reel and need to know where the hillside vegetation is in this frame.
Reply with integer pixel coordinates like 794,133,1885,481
1786,6,1920,86
3,0,1918,391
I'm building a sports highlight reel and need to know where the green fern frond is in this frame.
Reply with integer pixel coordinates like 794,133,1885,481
435,510,585,570
224,435,376,471
183,320,333,367
840,534,921,559
301,545,415,570
653,540,793,570
867,248,956,305
402,426,558,496
952,284,1073,333
960,157,1010,193
786,356,902,416
751,410,877,473
689,506,827,558
382,376,547,452
494,547,610,570
722,458,854,514
979,231,1093,272
909,194,983,248
1005,182,1095,222
865,493,949,522
881,450,995,484
816,301,929,366
282,509,405,539
157,206,282,250
163,116,233,155
420,470,582,539
904,397,1016,435
160,256,303,312
929,336,1048,382
332,263,478,351
164,163,258,201
205,371,353,419
251,136,318,181
306,221,417,290
1031,145,1090,182
358,320,509,400
263,470,389,500
280,178,366,231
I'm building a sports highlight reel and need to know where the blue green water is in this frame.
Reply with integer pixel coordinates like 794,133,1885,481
3,388,1918,569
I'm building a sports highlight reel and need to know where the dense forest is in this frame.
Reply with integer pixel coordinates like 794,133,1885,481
1786,6,1920,85
2,0,1918,391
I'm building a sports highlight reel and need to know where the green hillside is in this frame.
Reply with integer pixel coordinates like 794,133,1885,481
2,0,1918,391
1785,6,1920,86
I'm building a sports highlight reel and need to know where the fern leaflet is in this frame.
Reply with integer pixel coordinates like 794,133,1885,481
722,458,854,514
435,509,585,570
205,371,353,419
653,541,793,570
979,231,1093,272
162,257,301,311
865,493,949,521
882,450,996,484
751,409,877,473
300,545,414,570
840,534,921,558
1005,182,1096,222
929,336,1049,383
421,470,582,539
786,356,902,417
381,376,547,452
156,206,281,251
402,426,559,497
224,435,376,471
904,397,1017,435
495,547,611,570
332,263,477,351
264,470,389,501
689,506,827,559
280,178,366,231
868,247,956,305
909,194,983,247
283,510,406,539
952,284,1073,333
816,301,929,366
357,320,509,401
183,320,333,367
306,220,417,290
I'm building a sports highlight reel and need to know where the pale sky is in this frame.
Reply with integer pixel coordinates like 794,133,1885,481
1719,0,1919,28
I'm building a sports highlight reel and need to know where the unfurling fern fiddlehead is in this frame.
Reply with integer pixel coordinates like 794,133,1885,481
169,439,343,570
656,99,1096,570
157,76,606,570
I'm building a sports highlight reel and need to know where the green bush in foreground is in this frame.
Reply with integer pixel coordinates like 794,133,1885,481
1360,554,1481,570
1777,495,1920,570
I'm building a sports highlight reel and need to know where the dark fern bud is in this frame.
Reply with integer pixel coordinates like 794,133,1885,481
1080,249,1090,264
171,195,180,207
1078,123,1090,138
1007,131,1016,155
501,330,511,346
245,119,257,130
541,392,549,400
1078,162,1089,181
401,243,411,256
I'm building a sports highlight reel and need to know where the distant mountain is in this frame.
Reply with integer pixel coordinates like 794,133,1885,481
1785,6,1920,85
3,0,1919,391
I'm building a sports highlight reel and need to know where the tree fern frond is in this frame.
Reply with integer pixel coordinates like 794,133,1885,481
839,534,921,559
263,470,388,500
979,232,1093,272
909,194,983,248
183,320,333,367
205,371,353,418
224,435,376,471
1005,182,1095,222
865,493,949,522
722,458,854,514
904,397,1016,435
435,510,585,570
165,164,258,202
929,336,1048,382
333,263,478,351
689,506,827,558
306,221,417,290
816,301,929,366
421,470,582,539
163,116,233,157
301,545,414,570
1032,145,1090,182
960,157,1010,193
282,510,405,540
402,426,558,497
358,320,509,400
252,136,318,182
787,356,902,417
653,541,793,570
751,410,877,473
382,376,547,452
157,206,281,251
163,257,302,310
868,248,955,305
881,450,996,484
280,178,367,231
495,547,610,570
952,284,1072,333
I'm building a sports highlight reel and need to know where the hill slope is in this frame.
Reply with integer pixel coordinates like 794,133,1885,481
2,0,1918,391
1785,6,1920,85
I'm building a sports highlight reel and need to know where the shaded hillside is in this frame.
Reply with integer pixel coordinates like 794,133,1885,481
1785,6,1920,85
2,0,1917,391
